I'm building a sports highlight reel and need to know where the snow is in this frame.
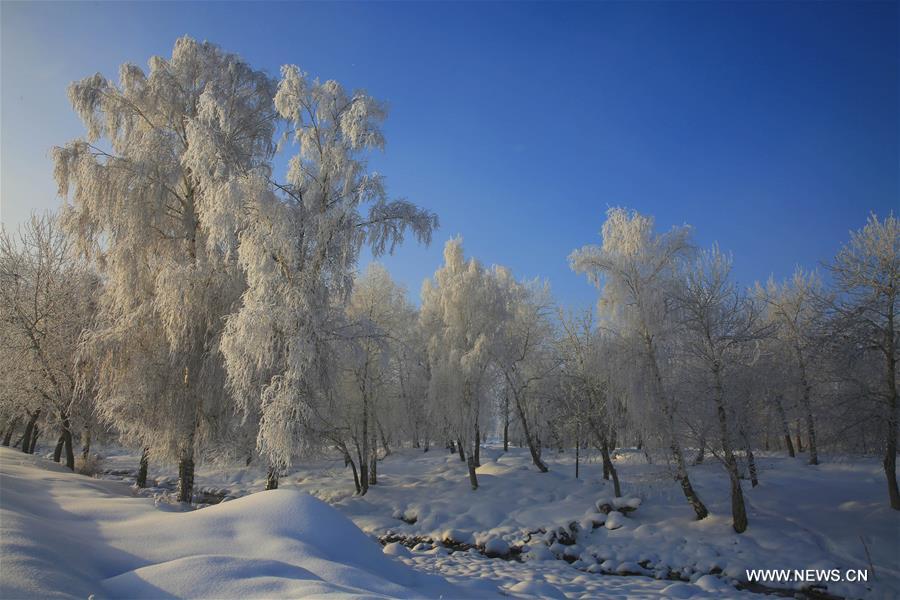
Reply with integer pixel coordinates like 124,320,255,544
4,444,898,599
0,448,460,599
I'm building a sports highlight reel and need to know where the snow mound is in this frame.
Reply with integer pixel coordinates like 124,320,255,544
0,448,461,599
506,579,566,599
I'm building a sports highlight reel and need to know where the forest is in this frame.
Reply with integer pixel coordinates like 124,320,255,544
1,36,897,600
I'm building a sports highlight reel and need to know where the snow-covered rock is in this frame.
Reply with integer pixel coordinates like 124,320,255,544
483,538,510,558
605,510,627,530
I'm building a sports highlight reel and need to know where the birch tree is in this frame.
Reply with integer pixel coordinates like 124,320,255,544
421,239,503,489
54,37,280,501
674,245,770,532
756,269,824,466
570,207,709,520
220,66,436,485
492,268,556,472
826,214,899,509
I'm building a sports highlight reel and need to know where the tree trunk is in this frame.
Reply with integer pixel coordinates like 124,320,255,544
54,436,65,463
796,352,818,465
575,433,581,479
61,417,75,471
136,447,150,488
600,438,622,497
503,392,510,452
177,451,194,503
693,430,706,465
81,426,91,462
377,420,391,457
28,426,40,454
473,423,481,468
466,454,478,490
2,416,21,446
265,466,279,490
672,439,708,520
773,393,795,457
368,445,377,486
713,366,747,532
588,416,621,496
457,437,466,462
509,384,548,472
796,418,803,453
347,454,361,494
746,446,759,488
884,305,900,510
646,335,707,518
20,410,40,455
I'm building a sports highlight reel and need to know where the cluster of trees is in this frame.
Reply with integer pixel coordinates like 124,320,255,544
1,39,896,535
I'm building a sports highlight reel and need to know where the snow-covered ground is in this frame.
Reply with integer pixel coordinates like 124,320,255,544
2,444,898,599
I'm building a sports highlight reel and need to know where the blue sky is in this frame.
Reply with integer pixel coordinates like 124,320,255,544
2,1,897,310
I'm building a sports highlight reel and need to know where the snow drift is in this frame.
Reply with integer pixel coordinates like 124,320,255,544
0,448,461,599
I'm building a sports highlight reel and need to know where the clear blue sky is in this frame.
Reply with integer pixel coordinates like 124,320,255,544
2,1,897,310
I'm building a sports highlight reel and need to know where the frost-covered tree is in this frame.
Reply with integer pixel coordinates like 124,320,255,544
220,65,436,484
491,268,557,472
756,268,825,466
557,310,622,495
54,37,279,501
826,214,900,509
326,264,413,494
421,238,504,489
571,207,708,520
0,213,96,470
674,245,770,532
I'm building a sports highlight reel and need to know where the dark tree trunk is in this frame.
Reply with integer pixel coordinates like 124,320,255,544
54,436,65,462
503,393,510,452
377,421,391,457
60,417,74,470
713,366,747,533
357,443,369,496
693,432,706,465
3,416,21,446
773,394,795,457
136,447,150,488
466,454,478,490
348,455,361,494
473,424,481,468
28,426,40,454
509,385,548,472
575,435,580,479
177,453,194,503
796,354,818,465
457,437,466,462
265,466,279,490
20,410,40,455
80,426,91,462
796,418,804,453
369,447,377,485
746,446,759,487
884,305,899,510
647,337,706,519
589,417,621,497
672,440,708,520
600,438,622,497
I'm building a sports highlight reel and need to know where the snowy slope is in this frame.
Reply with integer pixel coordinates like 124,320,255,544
0,447,465,599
